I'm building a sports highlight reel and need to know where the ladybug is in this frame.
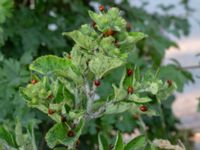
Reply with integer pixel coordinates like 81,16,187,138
127,69,133,76
127,86,134,94
99,5,105,11
48,109,54,115
167,80,173,86
48,94,54,99
76,139,81,147
140,105,148,112
31,79,37,84
67,130,75,137
103,29,115,36
67,54,71,59
94,80,101,87
114,41,120,48
126,22,132,31
132,115,139,120
61,115,67,122
91,21,96,28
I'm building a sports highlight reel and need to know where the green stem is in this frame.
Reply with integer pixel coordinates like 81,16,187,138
138,116,148,139
83,77,93,114
157,99,166,130
74,88,80,109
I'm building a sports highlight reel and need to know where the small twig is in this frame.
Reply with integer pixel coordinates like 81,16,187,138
88,100,112,119
83,77,96,114
157,99,166,130
178,139,186,150
138,116,148,138
180,65,200,70
74,88,80,109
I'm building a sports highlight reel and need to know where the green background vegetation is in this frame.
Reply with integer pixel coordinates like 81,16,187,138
0,0,195,149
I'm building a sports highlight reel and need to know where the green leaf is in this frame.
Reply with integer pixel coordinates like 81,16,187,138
0,125,17,148
45,123,67,149
148,82,159,95
144,143,157,150
100,36,115,51
129,94,152,104
88,8,126,32
63,30,97,50
105,102,137,115
54,148,68,150
70,45,92,73
113,132,124,150
29,55,83,84
15,120,24,146
128,32,148,43
45,119,84,149
0,0,13,24
98,133,109,150
159,65,190,92
37,105,61,122
89,54,124,78
124,135,145,150
29,55,72,75
112,84,127,101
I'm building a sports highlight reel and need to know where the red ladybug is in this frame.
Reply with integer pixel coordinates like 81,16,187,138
94,80,101,87
67,54,71,59
132,115,139,120
61,115,67,122
31,79,37,84
99,5,105,11
140,105,148,112
114,41,120,48
48,109,54,115
127,69,133,76
103,29,115,36
126,22,132,31
91,21,96,28
48,94,54,99
67,130,75,137
76,139,80,147
167,80,173,86
127,86,134,94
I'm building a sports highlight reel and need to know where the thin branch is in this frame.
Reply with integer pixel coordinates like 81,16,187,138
88,100,112,119
180,65,200,70
138,116,148,139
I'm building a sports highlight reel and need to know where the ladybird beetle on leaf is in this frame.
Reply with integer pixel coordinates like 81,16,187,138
99,5,105,11
67,130,75,137
48,109,54,115
140,105,148,112
127,86,134,94
31,79,37,84
167,80,173,87
127,69,133,76
94,80,101,87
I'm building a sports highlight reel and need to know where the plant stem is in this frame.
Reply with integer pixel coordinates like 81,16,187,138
83,77,94,114
180,65,200,70
88,99,112,119
157,99,166,130
74,88,80,109
138,116,148,139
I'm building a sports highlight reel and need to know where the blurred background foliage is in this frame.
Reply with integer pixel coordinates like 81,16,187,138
0,0,195,149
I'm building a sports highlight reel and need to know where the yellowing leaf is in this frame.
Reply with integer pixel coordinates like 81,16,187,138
63,30,97,50
29,55,72,75
89,54,124,78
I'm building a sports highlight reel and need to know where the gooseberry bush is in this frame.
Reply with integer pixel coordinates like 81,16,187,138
18,6,178,150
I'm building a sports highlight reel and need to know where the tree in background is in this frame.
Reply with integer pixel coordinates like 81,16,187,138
0,0,195,149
